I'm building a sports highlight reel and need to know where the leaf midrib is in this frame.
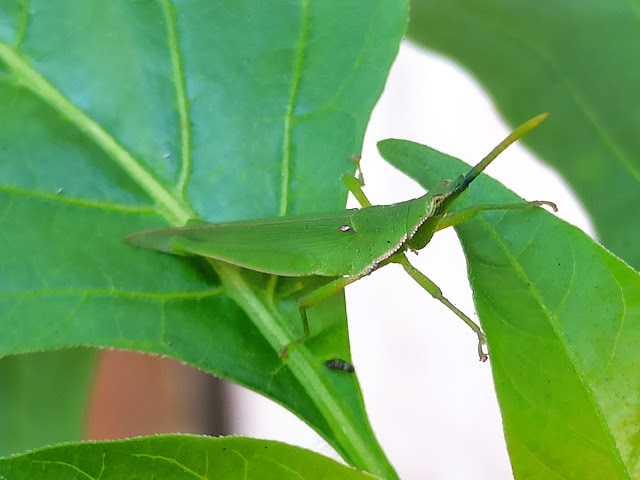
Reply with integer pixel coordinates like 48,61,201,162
0,42,195,226
211,261,387,476
0,33,394,478
471,212,630,478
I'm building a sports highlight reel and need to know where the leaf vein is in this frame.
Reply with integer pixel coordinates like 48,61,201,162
130,454,206,479
0,183,156,214
31,460,96,480
0,287,225,302
14,0,30,48
492,336,615,457
0,42,195,225
302,0,385,119
63,292,89,323
604,268,628,369
161,0,192,196
551,240,576,317
279,0,310,216
474,213,627,474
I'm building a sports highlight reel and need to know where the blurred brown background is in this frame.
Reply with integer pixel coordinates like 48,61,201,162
86,350,225,440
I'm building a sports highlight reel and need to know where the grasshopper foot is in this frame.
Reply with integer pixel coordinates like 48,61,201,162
477,332,489,362
279,337,305,359
278,344,292,359
478,345,489,363
279,342,298,359
528,200,558,212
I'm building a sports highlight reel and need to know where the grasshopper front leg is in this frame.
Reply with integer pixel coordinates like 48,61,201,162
342,173,372,208
436,200,557,232
282,165,371,355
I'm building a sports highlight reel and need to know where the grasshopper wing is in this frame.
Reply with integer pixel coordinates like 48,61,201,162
127,203,411,277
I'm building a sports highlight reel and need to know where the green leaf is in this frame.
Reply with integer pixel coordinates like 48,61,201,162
407,0,640,269
0,1,406,477
379,139,640,480
0,350,97,457
0,435,382,480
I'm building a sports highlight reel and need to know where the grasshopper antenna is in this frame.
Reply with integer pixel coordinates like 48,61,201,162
454,113,549,195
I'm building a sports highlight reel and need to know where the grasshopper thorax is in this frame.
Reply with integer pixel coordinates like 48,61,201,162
405,173,469,252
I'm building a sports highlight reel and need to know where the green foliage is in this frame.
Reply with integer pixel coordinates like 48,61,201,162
406,1,640,476
0,349,97,456
380,139,640,479
1,0,638,479
0,435,381,480
0,0,406,478
408,0,640,270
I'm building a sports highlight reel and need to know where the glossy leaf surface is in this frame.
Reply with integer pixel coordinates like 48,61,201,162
0,1,406,476
0,435,381,480
379,139,640,480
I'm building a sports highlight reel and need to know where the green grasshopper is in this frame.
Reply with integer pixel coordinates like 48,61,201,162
127,114,555,361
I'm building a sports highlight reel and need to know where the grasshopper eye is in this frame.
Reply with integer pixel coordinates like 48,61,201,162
434,194,448,212
427,194,448,217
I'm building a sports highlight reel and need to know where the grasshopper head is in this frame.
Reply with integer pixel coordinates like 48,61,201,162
437,112,550,212
409,113,548,252
407,177,462,251
424,175,466,218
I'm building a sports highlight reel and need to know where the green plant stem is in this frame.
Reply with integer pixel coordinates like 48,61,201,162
210,260,398,480
0,41,397,479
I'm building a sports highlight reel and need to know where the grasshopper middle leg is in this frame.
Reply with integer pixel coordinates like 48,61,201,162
393,253,489,362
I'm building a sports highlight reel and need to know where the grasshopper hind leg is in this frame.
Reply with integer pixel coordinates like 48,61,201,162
299,304,311,339
297,275,362,338
277,306,311,359
279,275,362,358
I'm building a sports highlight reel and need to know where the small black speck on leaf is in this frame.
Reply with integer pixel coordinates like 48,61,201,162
325,358,355,373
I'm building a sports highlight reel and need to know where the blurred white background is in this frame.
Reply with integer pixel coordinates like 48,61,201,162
226,41,594,480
